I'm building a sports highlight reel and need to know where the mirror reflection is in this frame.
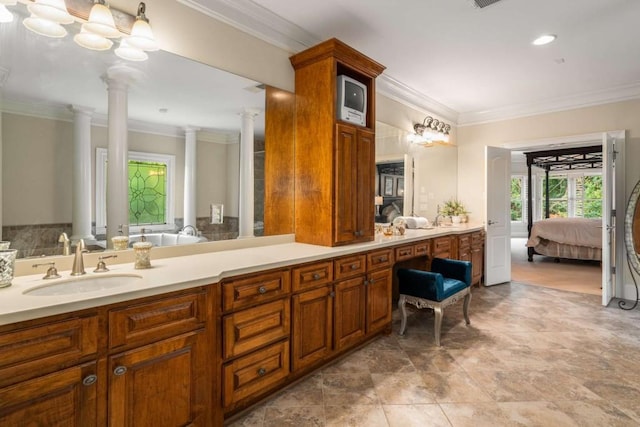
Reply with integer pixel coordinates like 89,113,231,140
375,122,458,224
0,3,283,259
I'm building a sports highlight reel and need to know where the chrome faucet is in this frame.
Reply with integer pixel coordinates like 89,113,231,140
58,232,71,256
71,239,87,276
179,225,198,236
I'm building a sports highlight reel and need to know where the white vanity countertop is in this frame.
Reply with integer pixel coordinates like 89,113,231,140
0,224,484,326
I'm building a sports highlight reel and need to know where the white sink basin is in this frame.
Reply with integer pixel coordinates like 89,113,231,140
24,273,143,296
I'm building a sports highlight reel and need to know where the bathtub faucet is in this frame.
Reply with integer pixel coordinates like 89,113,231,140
179,225,198,236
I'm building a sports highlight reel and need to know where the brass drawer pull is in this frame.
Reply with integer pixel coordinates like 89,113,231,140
113,366,127,376
258,286,267,294
257,368,267,377
313,273,321,280
82,374,97,386
351,264,358,270
378,256,387,262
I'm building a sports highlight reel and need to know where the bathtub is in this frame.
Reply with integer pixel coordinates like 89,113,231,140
128,233,208,247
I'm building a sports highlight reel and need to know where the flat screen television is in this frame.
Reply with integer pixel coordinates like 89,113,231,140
336,75,367,126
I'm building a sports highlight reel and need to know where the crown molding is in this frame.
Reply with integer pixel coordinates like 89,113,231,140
177,0,317,52
376,75,459,123
1,96,239,143
458,81,640,126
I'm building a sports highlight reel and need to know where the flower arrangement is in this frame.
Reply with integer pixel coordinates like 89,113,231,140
440,199,467,217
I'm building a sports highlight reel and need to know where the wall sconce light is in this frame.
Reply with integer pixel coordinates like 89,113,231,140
410,116,451,146
14,0,157,61
23,0,74,38
0,0,17,23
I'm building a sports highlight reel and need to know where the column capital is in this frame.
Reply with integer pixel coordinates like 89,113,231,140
184,126,201,134
68,105,95,116
239,108,262,119
101,64,143,89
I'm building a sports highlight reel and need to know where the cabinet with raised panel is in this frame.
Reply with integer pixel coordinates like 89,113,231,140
290,38,385,246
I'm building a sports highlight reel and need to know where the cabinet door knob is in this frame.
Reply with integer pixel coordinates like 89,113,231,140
257,368,267,377
351,264,358,270
313,273,321,280
330,291,336,298
378,256,387,262
369,278,375,285
113,366,127,376
82,374,97,386
258,286,267,294
363,280,368,286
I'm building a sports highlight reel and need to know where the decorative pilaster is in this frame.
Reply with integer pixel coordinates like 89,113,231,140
238,109,260,238
69,105,95,243
183,126,200,230
103,65,137,247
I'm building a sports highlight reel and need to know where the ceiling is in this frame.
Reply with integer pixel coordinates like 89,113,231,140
182,0,640,125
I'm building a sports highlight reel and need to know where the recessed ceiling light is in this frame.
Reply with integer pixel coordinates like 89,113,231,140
533,34,556,46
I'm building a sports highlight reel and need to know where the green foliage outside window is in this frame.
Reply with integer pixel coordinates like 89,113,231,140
128,160,167,225
542,176,568,217
510,177,523,221
580,175,602,218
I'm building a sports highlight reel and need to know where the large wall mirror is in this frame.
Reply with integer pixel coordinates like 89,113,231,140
375,122,458,224
0,3,293,259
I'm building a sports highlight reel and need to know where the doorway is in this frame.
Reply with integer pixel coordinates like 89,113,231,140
486,131,626,304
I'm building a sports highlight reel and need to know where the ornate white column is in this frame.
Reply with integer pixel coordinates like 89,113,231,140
103,66,136,247
69,106,95,243
183,126,199,230
238,109,260,238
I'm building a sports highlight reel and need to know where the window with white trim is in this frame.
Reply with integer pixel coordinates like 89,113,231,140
96,148,175,234
538,172,602,219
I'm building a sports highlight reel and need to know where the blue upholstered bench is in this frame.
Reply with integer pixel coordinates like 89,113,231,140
397,258,472,346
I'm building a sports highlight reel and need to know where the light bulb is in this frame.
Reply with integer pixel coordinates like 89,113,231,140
115,39,148,61
83,2,120,38
27,0,73,24
127,18,158,51
74,28,113,51
23,14,67,37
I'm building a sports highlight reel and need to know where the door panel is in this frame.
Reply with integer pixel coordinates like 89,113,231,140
485,146,511,285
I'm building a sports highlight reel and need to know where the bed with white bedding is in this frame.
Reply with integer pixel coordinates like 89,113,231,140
526,217,602,262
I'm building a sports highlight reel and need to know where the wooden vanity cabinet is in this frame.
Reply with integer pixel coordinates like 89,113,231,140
221,269,292,413
106,289,212,427
456,231,485,286
0,286,217,427
290,38,385,247
0,313,103,426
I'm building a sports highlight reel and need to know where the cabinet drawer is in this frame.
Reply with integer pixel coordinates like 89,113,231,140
367,248,394,271
292,261,333,292
222,269,291,312
334,254,366,281
0,315,99,388
223,339,290,409
223,299,290,359
109,290,207,349
433,236,452,257
415,241,430,257
395,245,415,262
458,234,471,250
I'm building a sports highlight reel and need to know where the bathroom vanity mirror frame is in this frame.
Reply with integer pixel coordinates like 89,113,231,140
0,3,293,259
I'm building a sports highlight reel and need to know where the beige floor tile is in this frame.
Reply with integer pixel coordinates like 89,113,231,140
265,374,323,407
323,372,380,406
263,406,324,427
612,399,640,423
371,373,436,404
420,371,493,403
439,402,514,427
496,401,580,427
554,400,638,427
382,404,452,427
325,405,388,427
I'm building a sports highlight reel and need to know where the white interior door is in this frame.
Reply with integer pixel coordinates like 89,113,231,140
485,146,512,286
602,131,626,306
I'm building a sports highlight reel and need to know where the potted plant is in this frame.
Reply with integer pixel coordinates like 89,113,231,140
441,199,467,223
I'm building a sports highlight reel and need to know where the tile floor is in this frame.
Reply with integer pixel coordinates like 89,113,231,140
226,282,640,426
